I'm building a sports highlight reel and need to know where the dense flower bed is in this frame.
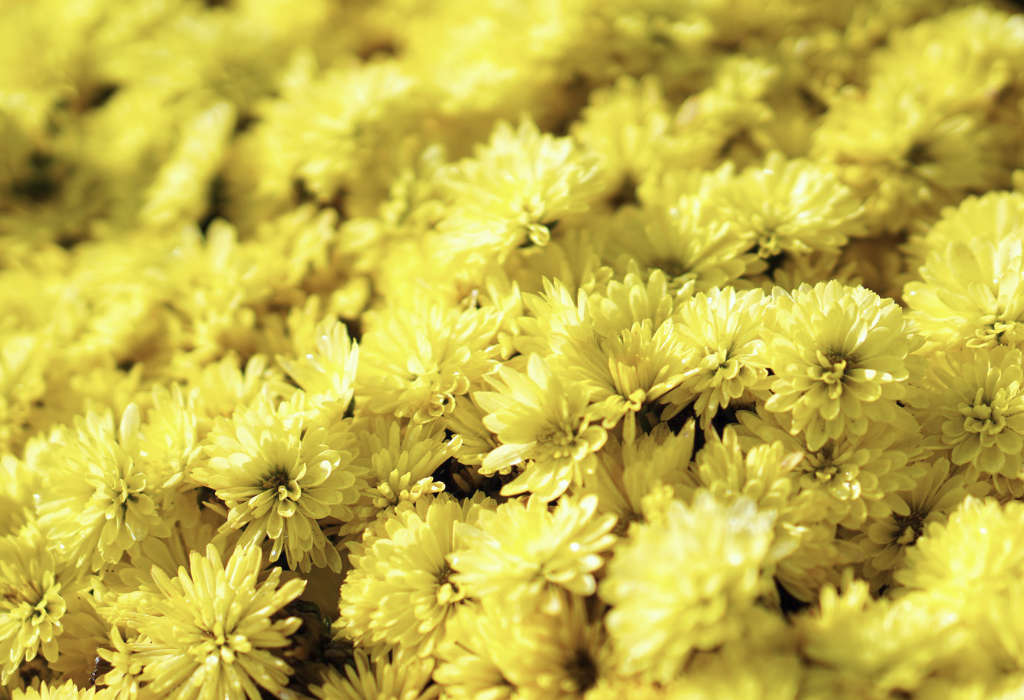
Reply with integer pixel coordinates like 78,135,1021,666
2,1,1024,698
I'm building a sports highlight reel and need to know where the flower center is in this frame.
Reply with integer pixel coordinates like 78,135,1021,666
892,511,925,546
565,649,598,692
262,468,301,502
960,388,1008,435
812,350,848,390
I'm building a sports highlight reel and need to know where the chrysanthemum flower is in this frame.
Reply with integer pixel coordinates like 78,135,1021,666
910,346,1024,476
475,354,608,501
337,494,488,657
492,593,607,700
763,281,919,451
437,119,605,259
38,404,168,571
571,75,673,202
581,424,695,531
357,302,501,424
196,391,360,572
684,428,804,521
908,191,1024,261
0,529,68,685
594,608,800,700
796,575,985,698
277,316,359,415
905,238,1024,351
668,287,771,427
433,603,514,700
855,457,988,586
697,152,865,262
896,497,1024,596
310,649,439,700
812,85,1011,233
600,493,779,682
552,316,690,443
736,404,923,527
95,627,144,700
188,353,292,431
11,679,96,699
450,495,616,614
607,196,751,293
128,543,305,700
344,417,459,537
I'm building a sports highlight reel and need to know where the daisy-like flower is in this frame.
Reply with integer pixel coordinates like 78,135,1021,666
437,593,607,700
697,152,865,262
600,493,779,683
357,301,501,424
795,575,984,698
896,496,1024,597
553,316,690,444
449,495,617,615
127,542,305,700
854,457,988,588
277,316,359,415
736,404,924,528
0,529,69,685
608,197,751,293
437,119,605,259
581,424,695,532
310,649,438,700
343,416,459,538
905,237,1024,351
475,354,608,501
433,603,515,700
684,428,804,523
910,346,1024,476
493,593,608,700
195,391,360,572
763,281,920,451
95,627,144,700
11,680,96,699
811,85,1012,233
37,404,168,571
337,494,488,657
667,287,771,427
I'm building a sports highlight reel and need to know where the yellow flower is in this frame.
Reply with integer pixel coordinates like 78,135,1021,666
910,346,1024,476
0,528,68,685
855,457,987,587
38,404,168,571
580,424,696,531
475,354,608,501
450,495,616,614
337,494,488,657
11,679,95,700
310,649,438,700
698,152,865,261
277,316,359,415
551,312,690,444
735,403,924,527
668,287,771,427
128,543,305,700
196,391,360,572
438,119,605,259
433,602,515,700
796,575,985,698
764,281,919,451
600,493,780,682
905,238,1024,351
344,416,459,537
608,196,750,292
357,301,501,424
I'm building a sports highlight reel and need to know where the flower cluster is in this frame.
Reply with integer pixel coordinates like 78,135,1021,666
2,1,1024,698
